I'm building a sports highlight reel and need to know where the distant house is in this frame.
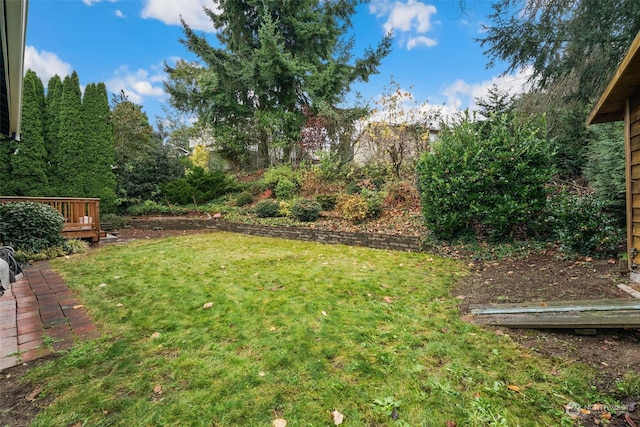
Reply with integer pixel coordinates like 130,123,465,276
588,31,640,281
353,121,439,165
0,0,29,140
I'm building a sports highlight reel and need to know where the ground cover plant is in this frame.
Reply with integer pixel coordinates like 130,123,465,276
24,232,606,426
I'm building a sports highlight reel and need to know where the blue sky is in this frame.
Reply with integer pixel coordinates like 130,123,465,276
25,0,531,123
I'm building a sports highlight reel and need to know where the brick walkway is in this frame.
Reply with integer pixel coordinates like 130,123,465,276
0,261,99,371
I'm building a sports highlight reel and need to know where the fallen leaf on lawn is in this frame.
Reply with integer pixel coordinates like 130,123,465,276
150,332,161,339
391,409,399,420
153,385,163,395
98,283,107,288
445,421,457,427
258,371,266,377
203,302,214,309
321,311,327,316
220,265,226,269
73,305,84,309
507,385,521,393
25,386,42,401
116,303,123,307
272,418,287,427
332,409,344,425
383,296,392,304
269,326,276,331
455,295,466,300
625,414,638,427
495,329,504,336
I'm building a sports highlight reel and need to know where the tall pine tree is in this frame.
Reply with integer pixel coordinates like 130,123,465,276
56,72,85,196
165,0,392,167
8,70,49,196
44,75,63,194
82,82,117,211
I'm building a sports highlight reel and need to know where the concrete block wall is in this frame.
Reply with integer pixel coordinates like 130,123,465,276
127,218,426,252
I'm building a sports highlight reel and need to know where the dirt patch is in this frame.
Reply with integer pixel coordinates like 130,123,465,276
455,253,640,426
0,355,57,427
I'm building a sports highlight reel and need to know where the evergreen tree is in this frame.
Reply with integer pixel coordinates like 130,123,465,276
0,138,15,195
110,91,155,199
478,0,640,105
56,71,85,196
165,0,392,167
8,70,49,196
44,75,63,194
82,82,117,211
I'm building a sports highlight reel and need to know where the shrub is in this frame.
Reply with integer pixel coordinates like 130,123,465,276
255,199,280,218
583,122,625,223
536,192,623,256
275,178,297,200
360,188,384,218
161,166,238,205
279,200,292,217
291,199,322,222
260,165,300,190
337,194,369,222
126,200,172,216
63,239,89,254
0,202,64,253
315,194,338,211
235,191,254,207
101,213,128,229
417,113,554,240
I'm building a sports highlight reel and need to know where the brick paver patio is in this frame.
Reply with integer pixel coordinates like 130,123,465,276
0,261,99,371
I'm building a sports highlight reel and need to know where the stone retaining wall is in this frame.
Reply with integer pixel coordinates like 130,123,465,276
127,217,426,252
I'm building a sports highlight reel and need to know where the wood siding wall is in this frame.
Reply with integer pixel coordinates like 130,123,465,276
629,98,640,268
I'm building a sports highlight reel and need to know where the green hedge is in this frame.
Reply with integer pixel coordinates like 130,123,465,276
0,202,64,253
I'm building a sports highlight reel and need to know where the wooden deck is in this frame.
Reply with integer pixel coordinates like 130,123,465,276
0,197,106,242
468,299,640,329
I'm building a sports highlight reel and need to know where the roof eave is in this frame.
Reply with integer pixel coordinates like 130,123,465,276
588,30,640,125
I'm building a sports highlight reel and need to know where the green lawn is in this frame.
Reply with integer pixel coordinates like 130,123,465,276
28,232,597,426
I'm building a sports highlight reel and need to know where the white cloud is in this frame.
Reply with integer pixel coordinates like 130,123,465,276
407,36,436,50
141,0,218,32
24,46,73,84
82,0,117,5
443,67,534,110
369,0,437,49
106,65,166,104
115,9,124,18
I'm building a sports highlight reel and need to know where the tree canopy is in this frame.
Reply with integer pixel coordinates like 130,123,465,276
478,0,640,104
165,0,392,168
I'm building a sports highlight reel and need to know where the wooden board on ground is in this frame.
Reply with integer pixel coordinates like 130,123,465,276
468,299,640,329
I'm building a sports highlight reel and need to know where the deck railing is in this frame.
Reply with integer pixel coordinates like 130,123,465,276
0,197,104,242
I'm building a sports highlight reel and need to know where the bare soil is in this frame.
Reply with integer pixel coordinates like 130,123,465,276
1,226,638,426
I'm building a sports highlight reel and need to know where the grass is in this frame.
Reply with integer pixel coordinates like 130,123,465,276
26,232,599,426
